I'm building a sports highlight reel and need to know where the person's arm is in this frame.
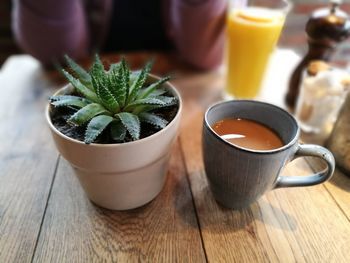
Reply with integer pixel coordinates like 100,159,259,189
12,0,89,65
168,0,227,70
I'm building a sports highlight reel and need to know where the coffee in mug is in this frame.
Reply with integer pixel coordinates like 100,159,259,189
212,118,283,151
203,100,335,209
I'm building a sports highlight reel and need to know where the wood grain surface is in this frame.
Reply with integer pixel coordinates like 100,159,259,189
0,57,59,262
307,158,350,220
1,54,350,262
179,97,350,263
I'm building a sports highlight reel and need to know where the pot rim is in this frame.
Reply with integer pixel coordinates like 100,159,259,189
46,73,182,148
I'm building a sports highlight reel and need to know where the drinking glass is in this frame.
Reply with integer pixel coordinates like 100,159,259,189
225,0,292,99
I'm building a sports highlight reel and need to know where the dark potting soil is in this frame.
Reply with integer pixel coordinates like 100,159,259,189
50,99,179,144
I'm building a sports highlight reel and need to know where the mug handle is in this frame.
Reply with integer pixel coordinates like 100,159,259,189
275,144,335,188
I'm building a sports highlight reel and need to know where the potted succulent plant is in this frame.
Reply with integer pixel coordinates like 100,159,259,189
46,55,182,210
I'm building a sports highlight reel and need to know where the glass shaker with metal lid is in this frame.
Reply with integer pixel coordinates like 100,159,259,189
286,0,350,111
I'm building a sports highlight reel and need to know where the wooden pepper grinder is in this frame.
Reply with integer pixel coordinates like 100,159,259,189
286,0,350,111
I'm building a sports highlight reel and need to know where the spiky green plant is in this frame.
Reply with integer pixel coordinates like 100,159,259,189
50,55,177,144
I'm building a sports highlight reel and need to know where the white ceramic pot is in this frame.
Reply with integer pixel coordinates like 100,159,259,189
46,76,182,210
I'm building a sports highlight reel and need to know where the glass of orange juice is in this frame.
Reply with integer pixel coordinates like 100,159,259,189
225,0,292,99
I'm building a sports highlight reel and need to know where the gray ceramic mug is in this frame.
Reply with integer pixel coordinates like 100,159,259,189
203,100,335,209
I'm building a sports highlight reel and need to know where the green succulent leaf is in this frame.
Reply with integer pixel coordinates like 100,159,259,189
108,62,120,73
51,95,73,100
148,88,167,97
116,112,140,140
85,115,114,144
88,56,119,112
50,95,83,102
108,64,127,107
125,98,167,111
128,60,153,103
120,58,130,105
137,76,170,99
129,71,138,87
127,96,177,114
68,103,109,126
61,69,99,103
50,95,90,108
139,112,168,129
133,102,176,114
64,55,92,89
90,54,105,76
110,121,127,141
153,96,177,105
93,75,119,113
90,55,106,89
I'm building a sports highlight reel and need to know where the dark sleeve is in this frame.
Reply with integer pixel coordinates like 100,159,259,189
12,0,89,65
167,0,227,70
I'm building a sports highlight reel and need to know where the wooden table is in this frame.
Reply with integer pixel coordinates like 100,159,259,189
1,52,350,263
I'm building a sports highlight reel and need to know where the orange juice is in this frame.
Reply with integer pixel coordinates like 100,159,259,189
226,7,285,98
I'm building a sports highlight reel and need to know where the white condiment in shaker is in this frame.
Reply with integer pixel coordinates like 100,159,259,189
295,64,349,145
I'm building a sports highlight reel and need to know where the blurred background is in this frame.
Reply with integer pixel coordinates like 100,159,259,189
1,0,350,66
0,0,20,65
